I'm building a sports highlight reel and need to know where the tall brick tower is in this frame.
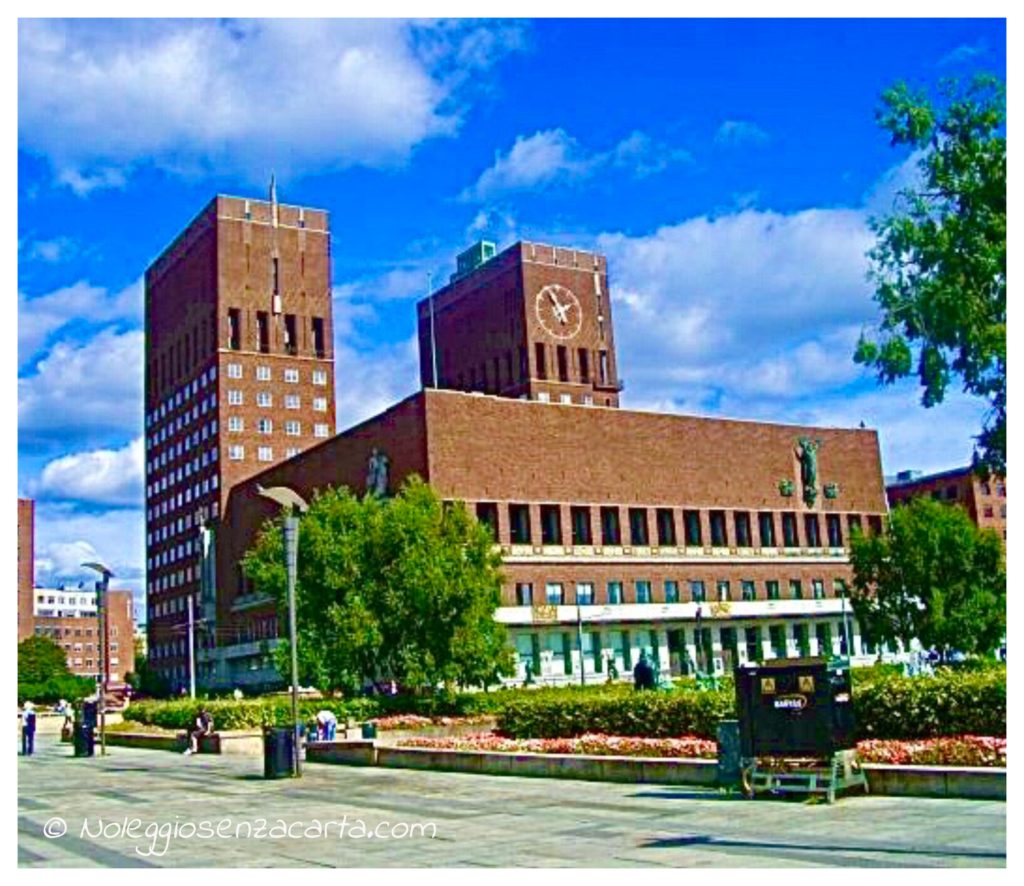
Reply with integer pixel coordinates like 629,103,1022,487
144,191,336,688
18,498,35,642
416,241,623,407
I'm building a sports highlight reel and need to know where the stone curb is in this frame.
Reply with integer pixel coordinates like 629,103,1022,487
307,742,1006,799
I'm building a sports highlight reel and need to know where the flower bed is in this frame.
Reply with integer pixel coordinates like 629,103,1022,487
368,714,494,731
397,732,718,758
395,732,1006,767
856,736,1006,767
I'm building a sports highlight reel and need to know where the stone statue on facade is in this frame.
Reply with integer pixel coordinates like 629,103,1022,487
366,447,390,497
796,437,822,507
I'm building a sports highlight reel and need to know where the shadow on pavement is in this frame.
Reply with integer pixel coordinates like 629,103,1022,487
640,833,1006,860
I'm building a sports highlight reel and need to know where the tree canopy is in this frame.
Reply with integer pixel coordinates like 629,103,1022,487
855,74,1006,473
848,496,1005,659
243,476,514,695
18,636,95,703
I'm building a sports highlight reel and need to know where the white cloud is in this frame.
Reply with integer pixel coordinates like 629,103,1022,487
32,504,146,602
939,41,989,66
18,19,523,192
462,128,690,201
24,236,77,263
35,437,144,507
334,336,421,430
862,150,927,219
19,328,144,442
714,120,770,147
18,278,142,366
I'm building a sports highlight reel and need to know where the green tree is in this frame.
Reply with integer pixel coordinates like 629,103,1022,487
243,476,514,695
855,74,1006,473
18,636,95,703
848,497,1005,659
19,636,72,683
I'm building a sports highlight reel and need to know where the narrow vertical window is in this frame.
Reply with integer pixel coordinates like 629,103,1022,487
284,314,297,355
312,317,325,358
556,345,569,382
578,348,590,383
535,342,547,379
257,311,270,353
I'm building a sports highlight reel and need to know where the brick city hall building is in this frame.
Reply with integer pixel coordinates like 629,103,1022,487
145,199,886,689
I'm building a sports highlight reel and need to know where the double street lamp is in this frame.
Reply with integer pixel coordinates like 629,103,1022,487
82,561,113,756
257,484,309,777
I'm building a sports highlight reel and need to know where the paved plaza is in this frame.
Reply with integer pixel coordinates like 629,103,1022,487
18,737,1005,868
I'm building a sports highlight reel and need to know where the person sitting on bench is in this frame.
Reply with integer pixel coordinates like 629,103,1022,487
183,708,214,756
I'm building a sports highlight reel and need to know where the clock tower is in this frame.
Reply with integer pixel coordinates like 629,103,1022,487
416,240,622,407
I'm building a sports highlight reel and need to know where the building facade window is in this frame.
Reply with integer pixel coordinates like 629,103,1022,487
782,512,799,547
313,397,328,412
826,514,843,547
635,580,652,603
313,424,329,438
313,369,327,386
628,508,649,545
570,506,592,545
576,582,595,605
285,421,300,436
734,512,752,547
709,511,727,547
689,580,706,603
684,510,702,546
509,504,531,544
656,508,676,545
766,580,780,600
812,579,826,599
228,445,244,461
257,418,273,434
665,580,679,603
227,390,243,405
607,581,623,604
540,505,562,545
717,580,731,601
227,363,242,378
257,447,273,462
601,507,621,545
804,514,821,547
284,368,299,383
228,416,243,432
515,583,533,606
790,579,803,600
741,579,756,601
545,582,564,605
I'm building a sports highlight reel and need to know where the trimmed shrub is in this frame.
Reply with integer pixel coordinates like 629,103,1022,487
496,685,735,739
495,667,1005,740
123,696,383,731
851,666,1005,739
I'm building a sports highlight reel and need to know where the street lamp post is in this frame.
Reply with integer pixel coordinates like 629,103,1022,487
257,485,309,777
82,561,113,756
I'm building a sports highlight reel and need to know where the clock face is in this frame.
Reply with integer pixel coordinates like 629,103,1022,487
535,284,583,340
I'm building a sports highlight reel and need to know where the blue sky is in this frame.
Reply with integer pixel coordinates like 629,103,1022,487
17,18,1005,602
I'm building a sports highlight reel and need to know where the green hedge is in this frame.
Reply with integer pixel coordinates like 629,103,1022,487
123,696,383,730
851,666,1005,739
122,666,1005,740
18,675,96,705
495,666,1006,740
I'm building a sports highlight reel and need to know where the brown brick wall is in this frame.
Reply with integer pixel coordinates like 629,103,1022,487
888,467,1006,541
18,499,34,642
424,390,887,512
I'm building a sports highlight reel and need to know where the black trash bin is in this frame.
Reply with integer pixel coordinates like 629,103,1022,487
263,726,296,779
73,724,95,757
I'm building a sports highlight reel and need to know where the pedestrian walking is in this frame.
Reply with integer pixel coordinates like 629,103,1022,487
21,701,37,756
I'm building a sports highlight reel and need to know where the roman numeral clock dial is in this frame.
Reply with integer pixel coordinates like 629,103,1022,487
535,284,583,339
